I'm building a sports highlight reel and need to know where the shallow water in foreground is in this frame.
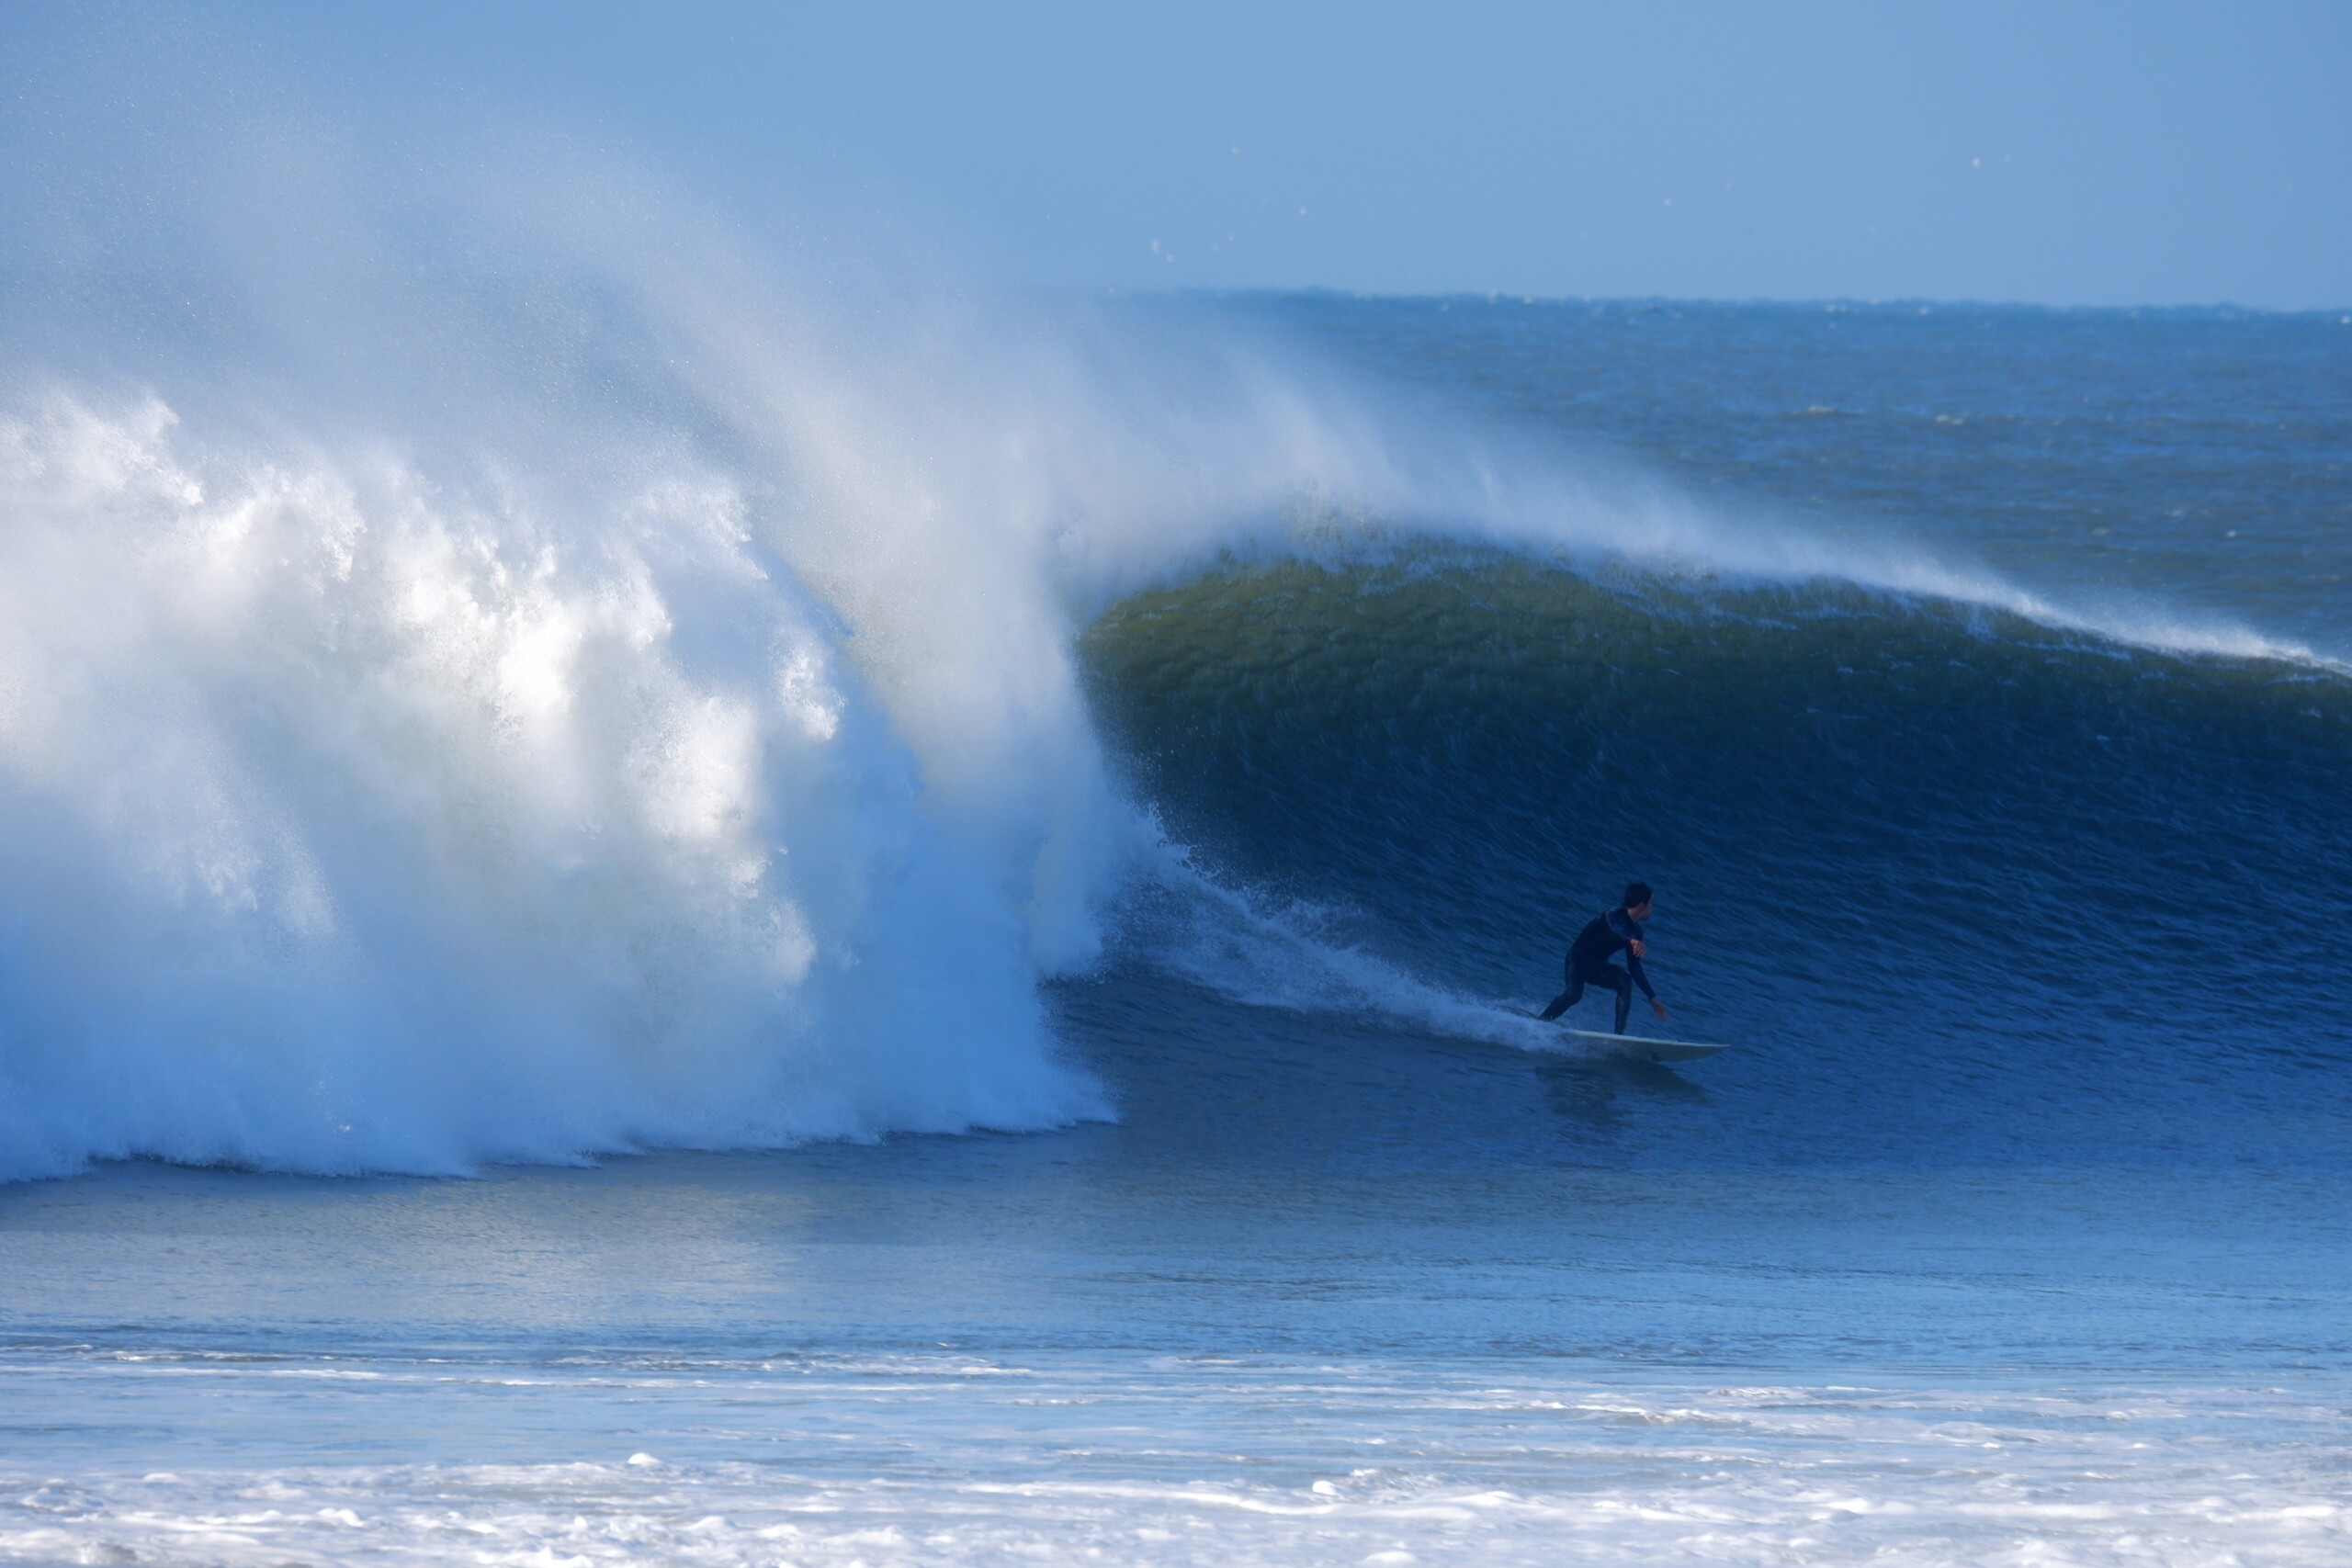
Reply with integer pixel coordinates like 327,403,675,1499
5,985,2349,1564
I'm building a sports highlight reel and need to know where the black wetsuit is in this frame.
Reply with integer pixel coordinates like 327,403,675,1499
1538,908,1656,1033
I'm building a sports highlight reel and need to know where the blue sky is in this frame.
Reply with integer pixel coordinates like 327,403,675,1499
7,1,2349,308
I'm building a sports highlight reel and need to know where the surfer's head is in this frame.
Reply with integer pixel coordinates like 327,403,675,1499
1622,881,1654,919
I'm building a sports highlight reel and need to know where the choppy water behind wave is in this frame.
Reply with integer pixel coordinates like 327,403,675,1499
2,239,2346,1180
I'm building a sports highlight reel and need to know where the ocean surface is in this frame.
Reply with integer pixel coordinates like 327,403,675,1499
2,287,2348,1566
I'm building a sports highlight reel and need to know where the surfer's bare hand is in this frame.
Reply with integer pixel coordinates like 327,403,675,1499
1628,938,1645,957
1651,999,1669,1021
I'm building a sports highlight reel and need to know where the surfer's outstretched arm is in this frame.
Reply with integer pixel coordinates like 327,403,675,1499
1624,948,1668,1020
1624,948,1655,1000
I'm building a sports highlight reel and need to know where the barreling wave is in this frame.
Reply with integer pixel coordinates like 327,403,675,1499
1082,558,2352,1163
1,126,2344,1180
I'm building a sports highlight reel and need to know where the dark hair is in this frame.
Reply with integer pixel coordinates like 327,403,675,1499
1622,881,1654,908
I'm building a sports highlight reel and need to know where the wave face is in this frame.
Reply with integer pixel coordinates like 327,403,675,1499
1083,558,2352,1168
1,129,2346,1179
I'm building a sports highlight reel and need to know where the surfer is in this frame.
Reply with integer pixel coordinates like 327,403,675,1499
1539,882,1669,1034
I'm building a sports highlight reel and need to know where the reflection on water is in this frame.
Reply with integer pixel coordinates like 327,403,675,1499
1539,1055,1712,1139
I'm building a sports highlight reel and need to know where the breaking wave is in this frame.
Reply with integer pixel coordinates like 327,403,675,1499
2,133,2342,1181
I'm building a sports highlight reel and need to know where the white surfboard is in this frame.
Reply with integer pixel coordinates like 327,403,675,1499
1554,1027,1729,1064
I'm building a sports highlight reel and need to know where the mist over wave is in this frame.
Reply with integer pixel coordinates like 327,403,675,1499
1,122,2339,1181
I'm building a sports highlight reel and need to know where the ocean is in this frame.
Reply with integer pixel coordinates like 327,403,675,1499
1,285,2347,1565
